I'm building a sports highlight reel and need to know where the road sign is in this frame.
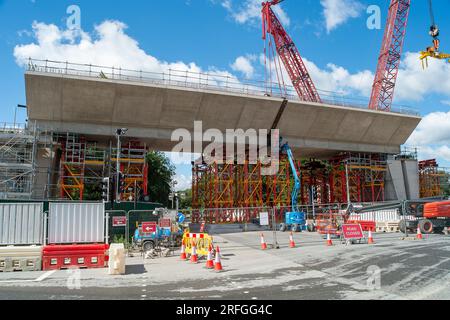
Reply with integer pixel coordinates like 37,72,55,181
260,212,269,226
112,216,127,227
342,224,364,240
159,218,171,228
142,222,157,234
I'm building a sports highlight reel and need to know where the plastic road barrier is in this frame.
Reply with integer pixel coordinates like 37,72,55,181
0,246,43,272
108,243,126,275
42,244,109,271
183,233,213,256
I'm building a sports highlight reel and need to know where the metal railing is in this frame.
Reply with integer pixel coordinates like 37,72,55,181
26,58,420,116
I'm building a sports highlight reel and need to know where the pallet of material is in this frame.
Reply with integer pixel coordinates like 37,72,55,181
376,221,400,233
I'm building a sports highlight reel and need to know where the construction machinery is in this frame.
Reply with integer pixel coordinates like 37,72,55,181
262,0,321,103
401,200,450,234
353,199,450,234
420,0,450,68
278,141,307,232
369,0,411,112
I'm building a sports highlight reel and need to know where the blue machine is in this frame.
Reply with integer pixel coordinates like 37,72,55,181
132,213,186,251
279,141,307,232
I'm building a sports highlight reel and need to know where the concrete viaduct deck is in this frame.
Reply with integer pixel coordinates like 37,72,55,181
25,71,421,159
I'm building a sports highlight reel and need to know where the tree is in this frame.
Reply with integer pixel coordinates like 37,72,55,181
146,151,176,207
179,188,192,209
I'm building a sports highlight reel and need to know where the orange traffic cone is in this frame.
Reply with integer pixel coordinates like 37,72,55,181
368,230,375,244
214,246,223,272
190,240,198,264
326,233,333,246
289,232,296,248
260,233,268,250
205,244,214,269
180,239,187,260
417,226,423,240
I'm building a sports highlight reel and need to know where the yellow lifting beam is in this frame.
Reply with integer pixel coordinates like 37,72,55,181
420,50,450,69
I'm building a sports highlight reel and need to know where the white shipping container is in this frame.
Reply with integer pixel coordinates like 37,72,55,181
0,203,44,246
48,203,105,244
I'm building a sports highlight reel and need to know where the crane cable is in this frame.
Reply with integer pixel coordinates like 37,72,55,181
428,0,435,27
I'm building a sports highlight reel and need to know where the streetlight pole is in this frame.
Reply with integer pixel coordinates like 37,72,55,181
116,134,121,203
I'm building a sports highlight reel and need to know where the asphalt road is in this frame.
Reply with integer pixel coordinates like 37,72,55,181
0,232,449,300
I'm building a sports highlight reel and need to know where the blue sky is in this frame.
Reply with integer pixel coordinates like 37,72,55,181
1,0,449,189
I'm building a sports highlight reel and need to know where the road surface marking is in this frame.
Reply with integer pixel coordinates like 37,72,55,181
0,270,56,284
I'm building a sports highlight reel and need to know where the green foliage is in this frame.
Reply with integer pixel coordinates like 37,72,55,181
112,234,126,244
179,188,192,209
146,151,176,207
83,182,102,201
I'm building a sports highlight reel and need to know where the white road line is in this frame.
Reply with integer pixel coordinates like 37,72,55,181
0,270,56,284
34,271,56,282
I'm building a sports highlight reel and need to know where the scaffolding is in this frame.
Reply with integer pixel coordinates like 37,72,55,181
419,159,445,198
0,123,37,199
59,134,87,200
264,157,291,208
330,153,387,204
112,140,148,202
299,160,331,205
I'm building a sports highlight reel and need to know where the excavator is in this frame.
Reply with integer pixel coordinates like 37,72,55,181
420,0,450,68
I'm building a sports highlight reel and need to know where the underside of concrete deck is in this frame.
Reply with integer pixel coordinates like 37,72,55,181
25,72,421,159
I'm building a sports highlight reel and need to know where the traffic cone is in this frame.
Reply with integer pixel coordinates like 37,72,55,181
260,233,268,250
289,232,296,248
180,239,187,260
326,233,333,246
214,246,223,272
190,240,198,264
205,244,214,269
417,226,423,240
368,230,375,244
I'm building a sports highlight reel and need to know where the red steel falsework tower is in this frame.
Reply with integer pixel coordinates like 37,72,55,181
262,0,321,103
369,0,411,112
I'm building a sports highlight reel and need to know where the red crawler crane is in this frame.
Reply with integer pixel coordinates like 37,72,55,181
369,0,411,112
262,0,321,103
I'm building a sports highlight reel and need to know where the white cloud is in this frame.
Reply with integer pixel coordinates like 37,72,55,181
321,0,364,33
407,111,450,146
231,55,256,78
214,0,290,27
395,52,450,102
406,111,450,164
14,20,240,85
174,174,192,191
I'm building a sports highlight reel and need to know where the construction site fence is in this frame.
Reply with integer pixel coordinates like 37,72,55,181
181,202,418,225
27,58,419,116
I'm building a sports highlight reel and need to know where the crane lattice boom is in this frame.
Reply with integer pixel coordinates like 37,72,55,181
262,1,321,103
369,0,411,112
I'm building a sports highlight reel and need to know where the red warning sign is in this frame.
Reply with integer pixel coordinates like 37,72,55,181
342,224,364,240
142,222,157,234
